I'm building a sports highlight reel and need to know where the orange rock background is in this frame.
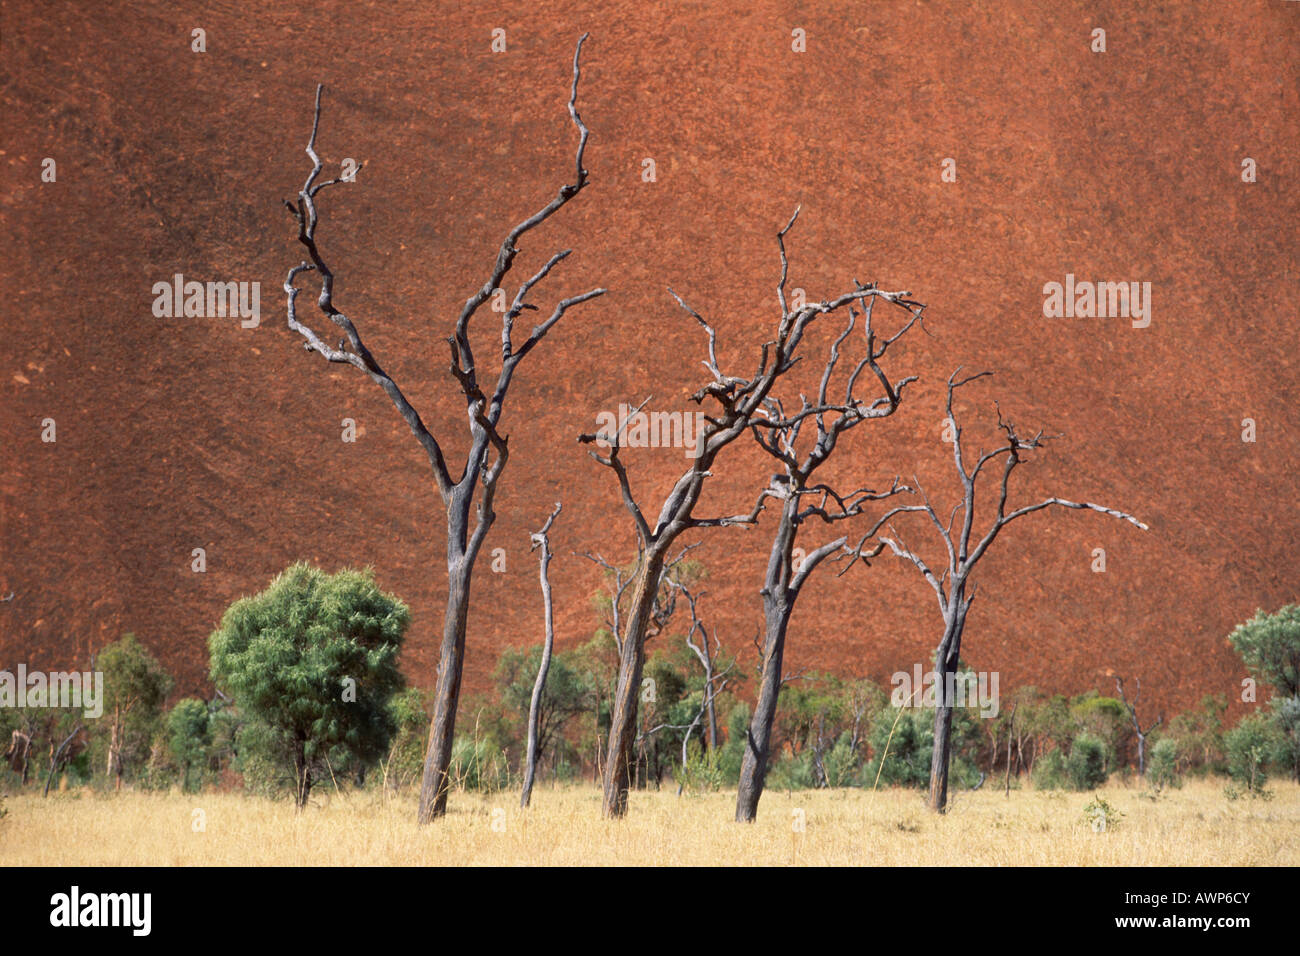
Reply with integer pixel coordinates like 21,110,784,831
2,1,1297,723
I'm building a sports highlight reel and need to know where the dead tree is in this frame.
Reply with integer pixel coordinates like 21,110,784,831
579,207,923,817
43,725,84,798
281,37,605,824
5,730,31,784
582,544,697,789
880,369,1148,813
639,582,735,795
521,503,561,809
1115,676,1162,776
736,278,923,822
672,581,735,755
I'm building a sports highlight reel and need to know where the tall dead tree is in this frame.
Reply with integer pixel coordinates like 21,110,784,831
282,37,606,823
735,284,924,822
880,369,1148,813
1115,676,1162,776
579,207,922,818
521,503,561,809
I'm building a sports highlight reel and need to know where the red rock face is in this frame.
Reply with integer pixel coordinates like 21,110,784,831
2,2,1296,723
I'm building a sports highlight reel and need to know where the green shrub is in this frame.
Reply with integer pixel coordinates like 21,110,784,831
1147,737,1181,791
677,739,725,794
1066,733,1109,790
864,707,979,790
715,704,750,785
449,735,511,794
1032,749,1068,790
1224,713,1276,798
1083,796,1124,831
209,563,409,808
165,698,212,793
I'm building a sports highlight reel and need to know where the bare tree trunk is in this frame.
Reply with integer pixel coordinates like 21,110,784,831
418,559,473,822
601,552,665,818
1115,676,1162,777
293,738,311,810
702,641,718,752
1003,702,1017,796
106,706,122,789
928,613,965,813
43,725,82,798
736,600,792,821
521,504,560,809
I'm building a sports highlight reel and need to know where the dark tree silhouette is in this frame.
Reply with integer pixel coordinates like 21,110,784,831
580,208,924,818
281,37,605,823
736,278,923,822
880,370,1147,813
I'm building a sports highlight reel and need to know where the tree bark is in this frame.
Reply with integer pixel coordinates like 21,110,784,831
928,611,965,813
293,738,312,810
601,551,665,818
521,505,559,809
418,555,474,823
736,599,792,821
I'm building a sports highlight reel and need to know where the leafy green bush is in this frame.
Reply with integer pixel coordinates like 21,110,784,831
1065,733,1109,790
1032,749,1068,790
165,698,212,793
676,739,726,794
1229,605,1300,700
209,563,409,808
1147,737,1181,791
864,707,979,790
714,704,750,786
1224,713,1276,798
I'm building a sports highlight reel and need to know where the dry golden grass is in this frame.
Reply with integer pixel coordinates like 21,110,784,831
2,778,1297,866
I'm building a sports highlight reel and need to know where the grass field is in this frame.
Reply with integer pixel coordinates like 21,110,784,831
3,779,1297,866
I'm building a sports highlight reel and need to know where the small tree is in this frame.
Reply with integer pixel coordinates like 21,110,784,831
165,698,211,793
209,563,408,809
1065,733,1109,790
1147,737,1181,791
98,634,172,790
1230,605,1300,783
1114,677,1162,776
1224,713,1277,798
879,370,1146,812
1229,605,1300,700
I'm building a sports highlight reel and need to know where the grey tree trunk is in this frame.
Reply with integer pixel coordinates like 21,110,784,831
293,737,312,811
736,573,793,821
928,612,965,814
601,551,665,818
521,504,560,809
418,555,474,822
